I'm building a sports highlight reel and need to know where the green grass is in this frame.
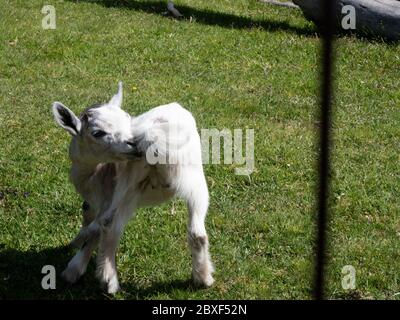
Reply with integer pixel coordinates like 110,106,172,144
0,0,399,300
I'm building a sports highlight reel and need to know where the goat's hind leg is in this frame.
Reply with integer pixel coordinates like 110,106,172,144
181,169,214,287
70,201,96,248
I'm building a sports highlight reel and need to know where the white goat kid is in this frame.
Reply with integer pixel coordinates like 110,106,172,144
52,82,214,293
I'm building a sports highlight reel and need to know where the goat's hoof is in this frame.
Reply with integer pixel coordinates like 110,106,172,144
99,275,120,294
61,266,82,284
193,273,214,288
107,277,120,294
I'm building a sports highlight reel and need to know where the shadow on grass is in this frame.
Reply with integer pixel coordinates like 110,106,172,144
67,0,317,37
67,0,400,44
0,244,196,299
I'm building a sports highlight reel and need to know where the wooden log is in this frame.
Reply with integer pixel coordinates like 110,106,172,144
292,0,400,41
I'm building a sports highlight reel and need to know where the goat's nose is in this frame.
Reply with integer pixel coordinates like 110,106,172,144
126,140,143,158
126,141,136,147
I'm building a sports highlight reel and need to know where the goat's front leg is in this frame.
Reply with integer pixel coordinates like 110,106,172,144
62,205,118,285
62,201,99,283
61,228,100,284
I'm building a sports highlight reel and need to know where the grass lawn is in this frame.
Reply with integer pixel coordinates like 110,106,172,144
0,0,399,299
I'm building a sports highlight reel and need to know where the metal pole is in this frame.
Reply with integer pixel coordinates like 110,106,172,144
314,0,335,300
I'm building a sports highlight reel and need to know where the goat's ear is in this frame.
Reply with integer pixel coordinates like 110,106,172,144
108,81,123,109
52,102,82,136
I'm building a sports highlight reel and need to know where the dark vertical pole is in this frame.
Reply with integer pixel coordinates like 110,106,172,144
314,0,335,300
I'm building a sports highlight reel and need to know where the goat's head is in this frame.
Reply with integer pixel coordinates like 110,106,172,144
52,82,142,163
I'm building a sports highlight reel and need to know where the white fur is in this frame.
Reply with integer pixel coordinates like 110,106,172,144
53,82,214,293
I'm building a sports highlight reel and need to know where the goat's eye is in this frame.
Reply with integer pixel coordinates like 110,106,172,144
91,130,107,138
